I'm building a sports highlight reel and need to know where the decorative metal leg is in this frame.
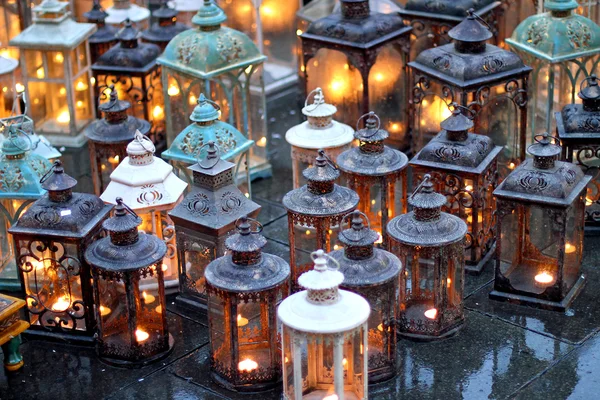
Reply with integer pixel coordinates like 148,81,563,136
2,335,24,371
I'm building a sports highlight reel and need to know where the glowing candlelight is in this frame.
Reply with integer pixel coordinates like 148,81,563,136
322,395,338,400
135,329,149,342
99,305,111,316
296,29,303,36
161,264,168,272
15,83,25,93
342,358,348,370
108,155,120,167
305,230,311,236
152,105,164,119
257,137,267,147
237,314,248,327
447,278,452,287
586,197,594,206
375,231,383,244
188,94,197,105
464,185,473,192
36,67,44,79
534,271,554,284
57,110,70,124
155,305,162,314
51,296,70,312
508,162,516,170
238,358,258,372
142,291,155,304
333,245,340,250
75,81,88,91
466,214,483,224
565,243,576,254
54,53,64,63
167,84,180,96
424,308,437,320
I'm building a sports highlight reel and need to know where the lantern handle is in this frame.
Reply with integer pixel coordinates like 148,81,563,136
10,91,25,117
356,111,381,139
410,174,432,200
317,149,339,171
197,142,221,169
7,125,33,152
449,103,476,120
39,160,61,184
466,8,493,33
234,216,263,234
580,74,598,93
115,197,140,219
533,133,561,147
310,250,340,271
304,87,325,112
338,211,371,243
199,95,221,113
133,130,155,154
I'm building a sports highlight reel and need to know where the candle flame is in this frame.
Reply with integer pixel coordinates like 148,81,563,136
15,83,25,93
424,308,437,320
257,137,267,147
237,314,249,327
238,358,258,372
57,111,70,124
75,81,88,91
534,272,554,284
188,94,197,105
135,329,149,342
152,105,164,119
565,243,576,254
51,296,70,312
586,197,594,206
167,84,180,96
99,305,111,316
36,67,44,79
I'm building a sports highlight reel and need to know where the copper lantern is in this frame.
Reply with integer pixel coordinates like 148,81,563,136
84,0,118,64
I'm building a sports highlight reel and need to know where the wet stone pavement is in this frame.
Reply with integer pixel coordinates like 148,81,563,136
1,92,599,400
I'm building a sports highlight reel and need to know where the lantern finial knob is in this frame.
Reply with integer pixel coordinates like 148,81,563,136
193,0,227,28
297,250,343,304
528,133,562,169
127,130,155,165
409,174,447,222
40,160,77,201
226,215,266,265
104,198,142,245
338,211,379,259
190,93,220,123
302,88,337,124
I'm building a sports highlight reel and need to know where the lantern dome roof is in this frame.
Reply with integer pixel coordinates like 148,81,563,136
506,0,600,62
0,56,18,75
105,0,150,25
447,9,493,43
84,0,109,22
141,3,190,44
85,0,118,45
299,0,401,25
170,0,200,12
402,0,498,19
157,0,265,78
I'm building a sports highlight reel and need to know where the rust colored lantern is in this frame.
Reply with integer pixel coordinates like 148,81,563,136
141,1,189,52
84,0,118,64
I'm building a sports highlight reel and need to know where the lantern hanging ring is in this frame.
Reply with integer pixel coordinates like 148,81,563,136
581,74,598,92
338,211,371,242
533,133,561,146
318,149,339,171
134,130,155,153
8,126,33,152
310,249,340,271
304,87,325,112
39,160,62,184
199,96,221,112
466,8,492,32
197,141,221,169
115,197,140,219
234,216,263,233
410,174,432,199
449,102,476,120
356,111,381,138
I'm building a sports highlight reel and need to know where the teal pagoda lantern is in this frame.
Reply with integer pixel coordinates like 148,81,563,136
506,0,600,139
157,0,270,182
162,93,254,197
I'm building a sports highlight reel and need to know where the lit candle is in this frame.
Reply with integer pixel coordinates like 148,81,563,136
108,155,120,167
586,197,594,206
424,308,437,320
51,296,70,312
15,83,25,93
375,231,383,244
99,305,111,316
152,105,164,119
57,111,70,124
75,81,88,91
237,314,249,327
565,243,576,254
135,329,149,342
257,137,267,147
167,84,180,96
534,271,554,285
322,395,338,400
238,358,258,372
142,291,156,304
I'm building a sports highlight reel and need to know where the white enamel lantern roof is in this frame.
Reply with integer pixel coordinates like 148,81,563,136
285,88,354,150
0,56,18,76
101,130,188,210
168,0,199,12
277,250,370,334
105,0,151,25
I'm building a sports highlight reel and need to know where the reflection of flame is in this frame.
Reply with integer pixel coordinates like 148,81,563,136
16,83,25,93
75,81,88,91
565,243,576,254
586,197,593,206
257,137,267,147
237,314,248,327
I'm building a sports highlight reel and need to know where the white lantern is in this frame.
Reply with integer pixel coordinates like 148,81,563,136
100,130,187,291
278,250,370,400
105,0,151,29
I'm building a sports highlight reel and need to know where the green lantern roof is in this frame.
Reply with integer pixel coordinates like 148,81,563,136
157,0,266,78
506,0,600,63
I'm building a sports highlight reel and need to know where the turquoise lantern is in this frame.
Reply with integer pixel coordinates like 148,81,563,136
162,93,254,196
506,0,600,139
157,0,270,183
0,118,52,289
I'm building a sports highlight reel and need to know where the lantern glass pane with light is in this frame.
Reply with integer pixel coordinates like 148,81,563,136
0,119,52,289
282,150,359,292
140,1,190,52
410,107,502,274
0,55,18,119
205,216,290,392
0,0,30,60
337,112,408,249
85,85,151,196
104,0,150,29
169,142,261,312
285,87,354,189
329,211,401,384
278,250,370,400
9,0,96,148
490,134,590,311
158,0,270,181
388,175,467,340
92,20,164,147
84,0,118,64
85,198,172,366
300,0,411,148
101,130,187,293
506,0,600,139
557,74,600,233
9,161,112,342
409,10,531,177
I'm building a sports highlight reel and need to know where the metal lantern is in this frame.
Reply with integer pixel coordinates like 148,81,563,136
105,0,151,29
85,85,151,196
91,20,164,146
500,0,538,50
329,211,401,384
158,0,270,181
300,0,412,148
84,0,118,64
169,0,198,26
141,1,190,52
410,107,502,274
9,161,112,342
278,250,370,400
285,87,354,189
0,55,17,119
162,93,255,196
490,134,590,311
557,75,600,233
282,150,359,292
0,0,30,60
169,142,261,311
409,10,531,178
9,0,97,148
0,112,62,161
336,112,409,249
101,131,187,292
388,175,467,340
205,216,290,392
85,198,172,366
506,0,600,137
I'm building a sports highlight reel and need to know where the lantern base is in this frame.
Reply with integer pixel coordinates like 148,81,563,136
489,274,586,312
211,371,281,393
174,294,208,315
98,334,175,368
584,224,600,236
465,243,496,275
397,321,464,342
368,367,397,385
22,328,96,345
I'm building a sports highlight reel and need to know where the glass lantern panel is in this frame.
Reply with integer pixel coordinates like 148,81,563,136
260,0,299,71
24,50,44,79
500,0,537,50
138,268,166,344
164,71,194,144
181,235,217,300
73,74,93,131
47,51,66,79
209,294,231,369
218,0,257,42
349,329,365,400
246,65,269,178
107,75,146,121
0,199,31,280
96,275,130,353
412,79,453,152
402,250,437,323
564,197,585,293
0,72,16,118
237,299,274,374
138,211,178,291
364,283,395,379
0,0,21,59
147,71,165,144
77,43,88,72
29,81,70,134
578,1,600,23
282,324,295,398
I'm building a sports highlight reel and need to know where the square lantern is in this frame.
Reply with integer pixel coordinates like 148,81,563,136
409,11,531,178
329,211,401,384
85,85,151,196
578,0,600,21
0,56,18,119
337,112,408,249
506,0,600,139
0,0,30,60
300,0,412,149
105,0,150,29
285,88,354,189
92,20,165,147
85,198,173,366
283,150,359,292
140,2,190,52
84,0,118,64
9,161,112,342
388,175,467,340
169,142,261,312
0,117,52,289
490,134,590,311
9,0,97,148
278,250,370,400
557,75,600,233
410,108,502,274
101,131,187,292
205,216,290,392
158,0,271,182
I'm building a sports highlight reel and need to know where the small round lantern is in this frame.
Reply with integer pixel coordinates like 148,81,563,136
205,216,290,392
169,142,261,311
141,1,190,52
285,87,354,189
101,131,187,291
329,211,401,384
84,0,118,64
85,85,151,196
278,250,370,400
336,111,409,249
0,55,17,119
388,175,467,340
85,198,172,366
105,0,150,29
491,134,590,311
282,150,359,292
